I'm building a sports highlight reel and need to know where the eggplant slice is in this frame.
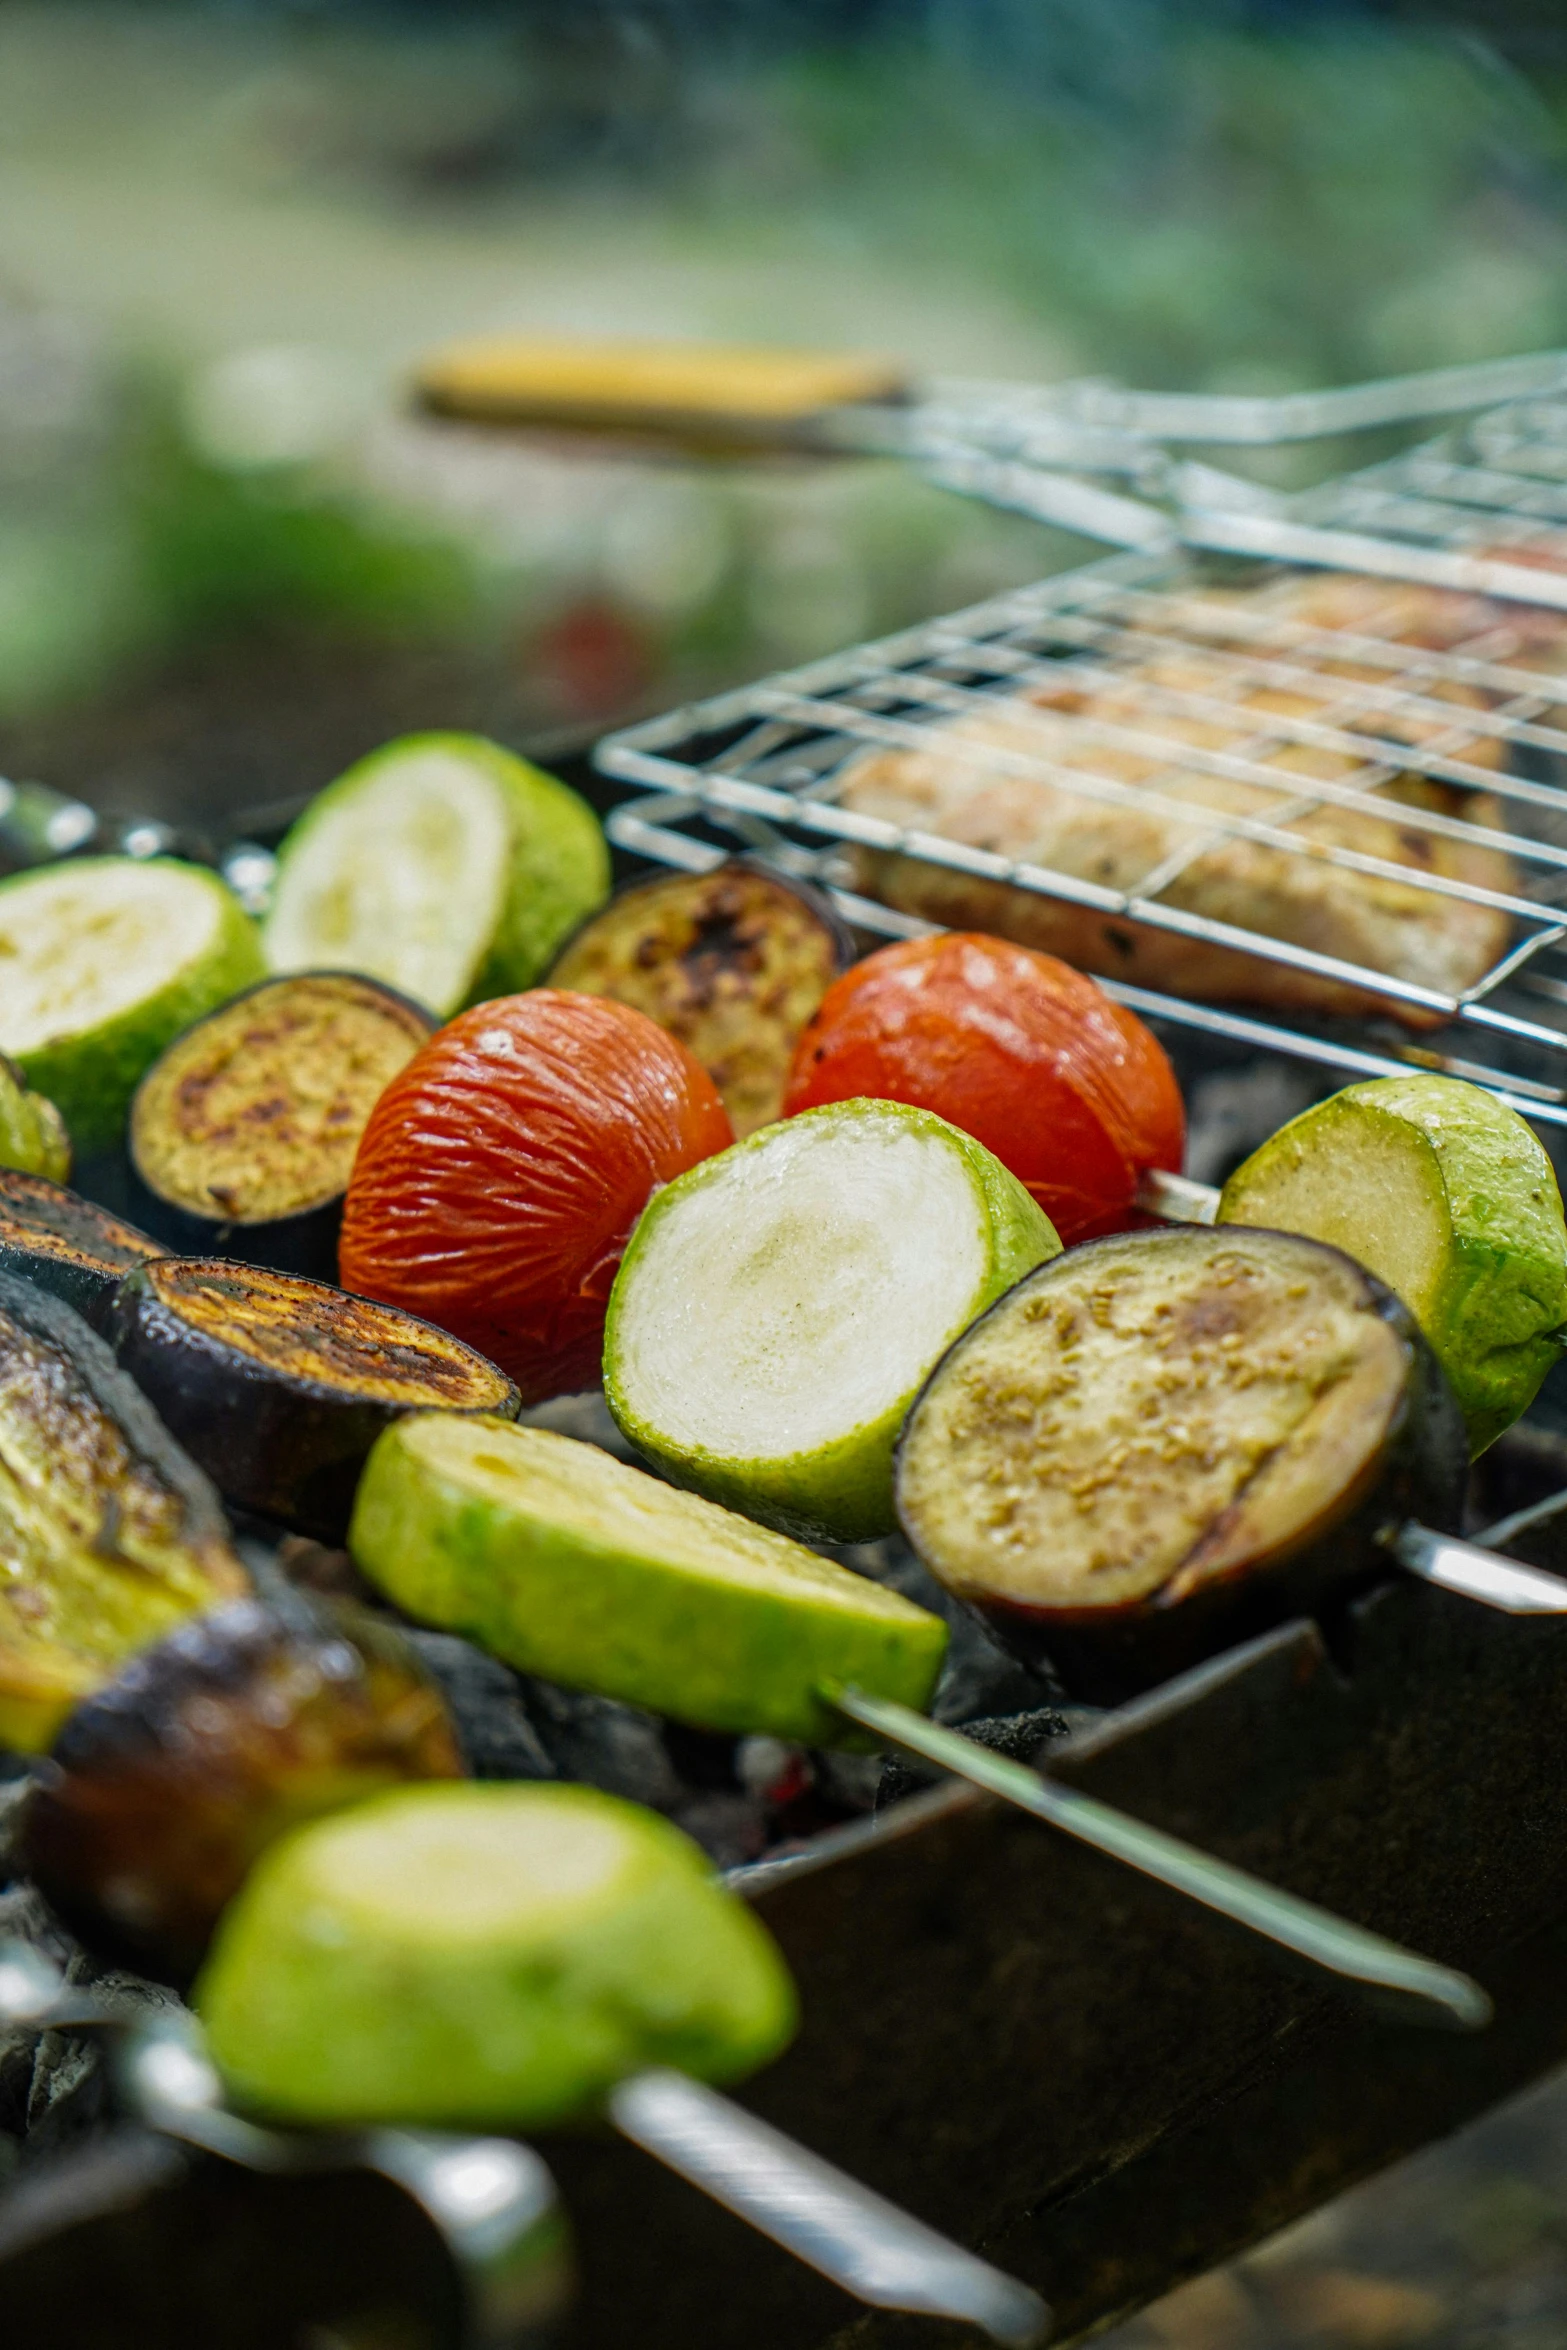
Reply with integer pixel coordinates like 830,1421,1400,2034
128,971,435,1277
22,1589,465,1984
105,1259,522,1542
0,1270,247,1752
546,861,853,1136
895,1224,1466,1700
0,1167,163,1328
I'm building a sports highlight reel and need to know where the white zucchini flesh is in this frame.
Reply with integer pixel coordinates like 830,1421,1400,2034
264,746,511,1013
0,863,233,1053
613,1112,989,1462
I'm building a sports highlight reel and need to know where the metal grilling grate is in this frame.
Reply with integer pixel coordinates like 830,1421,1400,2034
596,398,1567,1129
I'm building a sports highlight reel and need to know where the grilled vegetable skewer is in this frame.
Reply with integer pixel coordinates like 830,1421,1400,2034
193,1785,1050,2345
349,1413,1483,2027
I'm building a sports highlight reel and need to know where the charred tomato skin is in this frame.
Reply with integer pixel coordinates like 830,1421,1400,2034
894,1231,1467,1703
339,991,735,1401
103,1259,521,1543
782,933,1185,1245
21,1592,464,1984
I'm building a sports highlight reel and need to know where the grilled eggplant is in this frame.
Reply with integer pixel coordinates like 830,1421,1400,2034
128,972,434,1278
0,1168,163,1328
104,1259,521,1541
546,862,853,1136
895,1224,1466,1700
0,1270,247,1751
21,1589,464,1983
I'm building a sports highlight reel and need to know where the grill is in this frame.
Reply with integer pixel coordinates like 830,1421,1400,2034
597,395,1567,1133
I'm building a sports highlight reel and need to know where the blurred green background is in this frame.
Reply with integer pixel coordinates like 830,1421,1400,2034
3,1,1567,829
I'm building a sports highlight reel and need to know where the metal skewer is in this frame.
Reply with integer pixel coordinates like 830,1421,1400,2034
820,1687,1489,2034
1134,1164,1567,1620
0,1941,1047,2349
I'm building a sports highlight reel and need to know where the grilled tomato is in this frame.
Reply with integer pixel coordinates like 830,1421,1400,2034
782,932,1184,1244
339,991,733,1399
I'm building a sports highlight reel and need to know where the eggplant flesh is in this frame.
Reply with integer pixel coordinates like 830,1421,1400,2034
0,1168,163,1329
128,971,434,1279
894,1225,1466,1701
0,1269,247,1751
105,1258,522,1543
21,1591,464,1983
546,860,853,1136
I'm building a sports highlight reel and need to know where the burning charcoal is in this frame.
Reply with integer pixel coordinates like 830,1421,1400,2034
876,1707,1075,1814
668,1792,773,1870
513,1677,688,1810
401,1633,555,1782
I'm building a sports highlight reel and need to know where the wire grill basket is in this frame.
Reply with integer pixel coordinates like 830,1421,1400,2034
596,397,1567,1130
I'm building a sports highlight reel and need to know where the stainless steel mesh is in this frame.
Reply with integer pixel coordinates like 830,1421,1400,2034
596,398,1567,1129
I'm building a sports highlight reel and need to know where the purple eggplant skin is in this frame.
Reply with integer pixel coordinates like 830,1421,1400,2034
20,1590,465,1985
893,1227,1469,1705
102,1260,522,1544
126,972,436,1284
0,1167,163,1331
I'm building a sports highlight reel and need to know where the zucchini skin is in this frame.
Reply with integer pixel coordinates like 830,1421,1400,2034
103,1262,523,1543
0,1168,163,1330
895,1234,1468,1702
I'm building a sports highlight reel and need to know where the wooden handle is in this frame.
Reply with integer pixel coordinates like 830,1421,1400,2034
412,337,909,452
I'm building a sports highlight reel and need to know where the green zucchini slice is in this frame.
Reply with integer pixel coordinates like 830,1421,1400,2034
1218,1074,1567,1455
604,1098,1060,1543
0,1168,163,1327
105,1260,522,1541
349,1415,947,1745
22,1590,463,1984
0,1269,247,1752
546,861,853,1136
262,733,609,1016
129,972,434,1276
195,1781,797,2126
0,858,263,1155
895,1224,1465,1700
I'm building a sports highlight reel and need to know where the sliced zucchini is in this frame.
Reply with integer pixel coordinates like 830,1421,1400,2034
104,1260,521,1542
0,1169,162,1327
895,1225,1465,1700
129,972,434,1276
604,1099,1059,1542
1218,1074,1567,1455
195,1780,798,2126
350,1415,947,1746
0,1270,247,1752
0,1055,71,1184
262,733,610,1016
0,858,263,1155
546,862,853,1137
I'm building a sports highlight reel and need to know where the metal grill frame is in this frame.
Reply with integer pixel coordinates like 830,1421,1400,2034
596,401,1567,1131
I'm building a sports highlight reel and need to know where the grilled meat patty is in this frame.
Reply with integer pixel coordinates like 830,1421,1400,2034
837,571,1567,1026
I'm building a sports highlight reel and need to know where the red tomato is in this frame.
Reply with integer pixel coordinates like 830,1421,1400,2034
340,992,733,1400
782,934,1183,1244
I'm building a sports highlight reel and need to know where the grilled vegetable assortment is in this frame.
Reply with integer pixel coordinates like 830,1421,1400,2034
104,1259,520,1541
195,1780,797,2126
263,732,609,1016
605,1097,1059,1541
783,931,1185,1242
129,972,433,1274
351,1415,947,1744
340,990,733,1400
0,857,263,1155
0,1169,163,1327
21,1591,463,1983
896,1225,1466,1699
1218,1073,1567,1455
548,861,852,1136
0,1271,248,1751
